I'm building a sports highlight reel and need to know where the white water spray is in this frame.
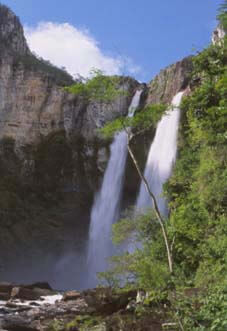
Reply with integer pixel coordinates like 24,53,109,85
136,91,184,216
87,90,142,287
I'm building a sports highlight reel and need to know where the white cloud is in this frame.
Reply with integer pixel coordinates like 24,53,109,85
24,22,141,78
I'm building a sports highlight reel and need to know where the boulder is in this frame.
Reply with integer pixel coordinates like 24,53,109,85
0,282,13,300
63,290,81,301
0,292,10,300
25,282,52,291
82,288,137,315
25,286,55,298
11,287,41,301
0,282,13,293
1,316,38,331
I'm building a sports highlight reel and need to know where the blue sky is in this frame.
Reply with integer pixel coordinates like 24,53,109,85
2,0,222,81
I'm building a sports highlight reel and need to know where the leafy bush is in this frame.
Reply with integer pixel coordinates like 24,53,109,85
65,69,127,103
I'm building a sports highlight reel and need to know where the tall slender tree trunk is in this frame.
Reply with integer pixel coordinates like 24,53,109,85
127,138,173,274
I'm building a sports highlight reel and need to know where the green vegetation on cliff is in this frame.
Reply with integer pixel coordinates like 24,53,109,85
65,69,126,103
98,4,227,330
218,0,227,29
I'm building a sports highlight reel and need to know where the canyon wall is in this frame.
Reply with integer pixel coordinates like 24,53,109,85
0,4,193,287
0,4,192,147
0,5,138,146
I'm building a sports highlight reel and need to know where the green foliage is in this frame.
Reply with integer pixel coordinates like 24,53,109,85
196,290,227,330
162,18,227,329
99,210,171,291
169,287,227,330
112,209,158,245
99,263,134,290
65,69,127,103
2,4,227,329
192,44,227,79
166,45,227,283
66,315,101,330
99,8,227,328
100,104,166,138
47,320,63,331
217,0,227,30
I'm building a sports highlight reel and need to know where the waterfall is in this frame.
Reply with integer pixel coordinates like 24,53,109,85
128,90,143,118
136,91,184,216
87,90,142,287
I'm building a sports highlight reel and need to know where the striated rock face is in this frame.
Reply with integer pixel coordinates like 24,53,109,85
0,57,137,145
0,4,192,147
146,56,193,105
0,5,138,146
0,4,29,55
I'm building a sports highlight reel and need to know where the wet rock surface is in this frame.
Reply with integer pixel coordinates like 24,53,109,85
0,282,57,302
0,285,163,330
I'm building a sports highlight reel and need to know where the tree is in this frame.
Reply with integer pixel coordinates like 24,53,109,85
67,70,173,274
217,0,227,29
101,105,173,274
65,4,227,329
65,69,126,103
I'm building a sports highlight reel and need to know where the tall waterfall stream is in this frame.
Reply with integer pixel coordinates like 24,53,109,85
136,91,185,215
87,90,142,287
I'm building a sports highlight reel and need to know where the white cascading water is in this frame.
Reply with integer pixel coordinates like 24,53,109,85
136,91,184,216
87,90,143,287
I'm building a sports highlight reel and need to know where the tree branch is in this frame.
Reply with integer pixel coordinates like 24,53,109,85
127,134,173,273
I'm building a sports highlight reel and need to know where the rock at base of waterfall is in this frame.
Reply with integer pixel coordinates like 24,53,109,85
0,286,166,330
62,290,81,301
0,282,55,302
11,287,43,301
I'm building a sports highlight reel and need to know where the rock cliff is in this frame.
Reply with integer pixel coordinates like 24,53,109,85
0,4,193,290
146,56,192,105
0,4,29,55
212,25,226,45
0,4,193,147
0,5,138,146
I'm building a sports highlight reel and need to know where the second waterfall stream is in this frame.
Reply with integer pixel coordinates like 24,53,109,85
87,90,143,287
136,91,185,215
